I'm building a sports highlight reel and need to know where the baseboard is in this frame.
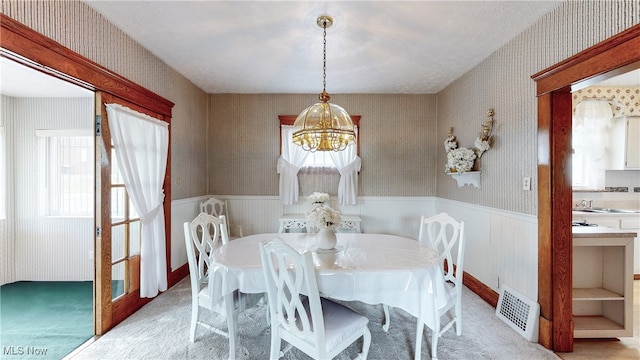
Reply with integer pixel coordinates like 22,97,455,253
463,270,499,308
168,263,189,287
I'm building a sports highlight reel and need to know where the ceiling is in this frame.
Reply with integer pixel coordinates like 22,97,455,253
2,1,639,99
83,0,565,94
0,57,94,98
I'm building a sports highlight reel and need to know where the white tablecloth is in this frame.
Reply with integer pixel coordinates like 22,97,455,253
211,232,449,329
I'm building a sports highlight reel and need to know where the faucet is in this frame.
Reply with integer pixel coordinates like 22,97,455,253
576,200,593,209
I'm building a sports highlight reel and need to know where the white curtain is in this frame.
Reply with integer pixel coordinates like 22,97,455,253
277,125,309,205
106,103,169,298
329,127,360,205
573,100,612,190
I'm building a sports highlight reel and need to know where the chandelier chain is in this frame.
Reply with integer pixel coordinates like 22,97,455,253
322,19,327,93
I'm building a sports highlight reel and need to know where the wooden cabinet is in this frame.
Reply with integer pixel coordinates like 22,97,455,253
573,212,640,275
626,117,640,168
572,227,635,338
607,116,640,170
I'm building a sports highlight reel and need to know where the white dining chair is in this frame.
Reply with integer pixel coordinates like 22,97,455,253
183,212,256,359
200,197,244,239
416,212,466,360
259,237,371,360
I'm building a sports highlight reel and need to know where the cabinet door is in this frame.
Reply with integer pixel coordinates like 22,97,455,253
625,116,640,169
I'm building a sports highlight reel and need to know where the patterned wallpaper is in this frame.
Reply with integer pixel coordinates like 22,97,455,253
0,0,210,200
573,86,640,117
208,93,438,197
2,0,639,214
437,0,640,215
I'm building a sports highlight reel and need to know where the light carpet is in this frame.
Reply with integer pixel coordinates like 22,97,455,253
69,277,560,360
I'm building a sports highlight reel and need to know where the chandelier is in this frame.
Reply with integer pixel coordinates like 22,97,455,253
292,15,356,152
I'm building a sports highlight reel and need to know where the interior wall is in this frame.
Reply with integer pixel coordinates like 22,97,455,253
208,93,438,197
0,0,210,200
0,96,94,285
436,0,640,215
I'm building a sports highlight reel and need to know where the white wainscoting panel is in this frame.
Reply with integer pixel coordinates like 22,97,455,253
172,195,538,301
437,199,538,301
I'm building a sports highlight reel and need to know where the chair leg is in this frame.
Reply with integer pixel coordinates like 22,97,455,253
224,293,237,360
414,320,423,360
269,326,281,360
189,301,199,342
360,327,371,360
431,329,439,360
382,304,391,332
455,298,462,336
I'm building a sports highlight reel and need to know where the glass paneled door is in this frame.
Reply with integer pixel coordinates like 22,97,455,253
95,92,170,333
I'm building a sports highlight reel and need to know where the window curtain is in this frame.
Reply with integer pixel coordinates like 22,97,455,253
106,103,169,298
329,127,360,205
277,125,309,204
573,100,612,190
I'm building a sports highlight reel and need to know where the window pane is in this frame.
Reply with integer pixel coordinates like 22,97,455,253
111,149,124,184
129,220,141,256
111,261,126,300
111,187,125,222
112,224,126,262
45,135,94,216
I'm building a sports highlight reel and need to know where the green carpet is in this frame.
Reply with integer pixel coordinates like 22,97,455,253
1,281,93,360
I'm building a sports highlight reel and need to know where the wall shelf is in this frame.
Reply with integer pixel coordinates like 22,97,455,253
447,171,481,188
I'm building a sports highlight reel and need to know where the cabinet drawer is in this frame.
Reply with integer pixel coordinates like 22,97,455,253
620,218,640,230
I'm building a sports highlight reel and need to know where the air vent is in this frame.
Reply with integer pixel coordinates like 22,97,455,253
496,284,539,342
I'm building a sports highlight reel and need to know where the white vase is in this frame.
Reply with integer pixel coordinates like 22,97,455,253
316,228,337,250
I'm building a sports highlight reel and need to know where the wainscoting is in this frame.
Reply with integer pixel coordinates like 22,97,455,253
172,195,538,301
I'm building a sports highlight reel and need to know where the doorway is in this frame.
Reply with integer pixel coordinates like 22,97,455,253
0,56,96,358
532,23,640,352
1,13,174,337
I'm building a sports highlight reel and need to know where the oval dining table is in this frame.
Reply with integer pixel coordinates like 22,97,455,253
210,232,450,360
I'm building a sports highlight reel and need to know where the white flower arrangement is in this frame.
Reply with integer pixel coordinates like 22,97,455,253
307,191,330,204
306,204,342,230
447,147,477,173
444,109,495,173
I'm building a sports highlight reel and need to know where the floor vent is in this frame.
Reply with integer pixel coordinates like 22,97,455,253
495,284,539,342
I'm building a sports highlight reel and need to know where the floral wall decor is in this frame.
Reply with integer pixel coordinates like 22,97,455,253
444,109,495,173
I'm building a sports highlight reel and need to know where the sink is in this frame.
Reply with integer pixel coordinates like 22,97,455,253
573,207,639,213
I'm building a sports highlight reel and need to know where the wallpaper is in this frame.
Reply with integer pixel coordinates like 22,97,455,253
208,93,438,196
436,0,640,215
0,0,209,200
573,86,640,117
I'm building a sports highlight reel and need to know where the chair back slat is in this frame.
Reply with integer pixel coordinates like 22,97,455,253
183,212,225,291
418,212,465,285
259,238,325,344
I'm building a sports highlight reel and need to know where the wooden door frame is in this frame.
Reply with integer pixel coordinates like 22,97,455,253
0,14,176,334
532,23,640,352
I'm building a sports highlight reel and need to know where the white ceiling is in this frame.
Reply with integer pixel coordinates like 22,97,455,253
0,57,93,98
83,0,565,94
2,1,639,98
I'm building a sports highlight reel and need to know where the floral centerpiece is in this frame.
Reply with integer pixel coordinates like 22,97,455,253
306,204,342,230
307,191,330,205
444,108,495,173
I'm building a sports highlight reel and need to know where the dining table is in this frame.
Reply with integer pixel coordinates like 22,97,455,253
209,232,450,359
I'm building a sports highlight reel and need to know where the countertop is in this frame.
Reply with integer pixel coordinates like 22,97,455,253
572,226,638,238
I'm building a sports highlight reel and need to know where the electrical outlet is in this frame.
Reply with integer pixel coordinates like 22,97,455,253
523,176,531,191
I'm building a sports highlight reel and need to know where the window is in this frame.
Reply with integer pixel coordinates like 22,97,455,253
278,115,361,200
37,129,94,217
0,126,5,219
279,115,360,169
